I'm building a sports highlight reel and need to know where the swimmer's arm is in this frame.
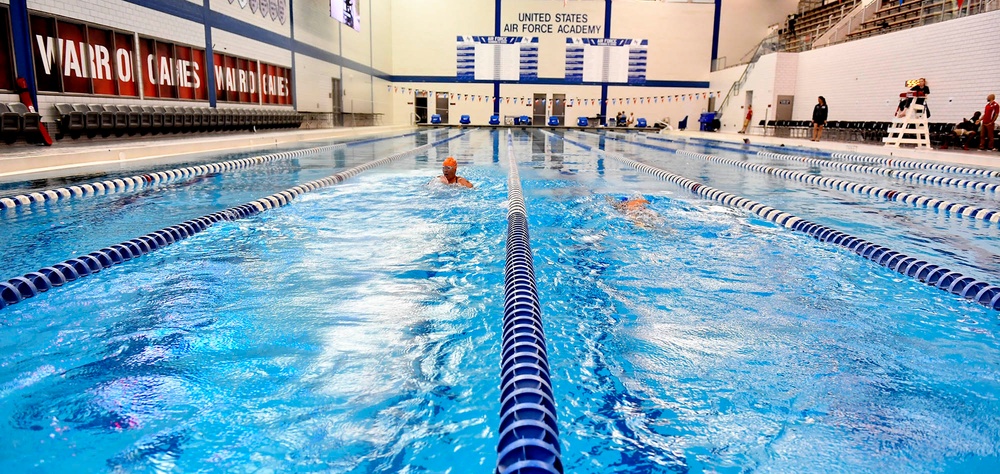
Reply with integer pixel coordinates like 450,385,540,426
457,177,474,188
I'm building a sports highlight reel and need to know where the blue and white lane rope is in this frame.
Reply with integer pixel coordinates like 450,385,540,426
0,133,464,311
671,148,1000,223
559,134,1000,311
830,152,1000,179
0,131,423,212
643,133,1000,180
600,133,1000,222
756,151,1000,194
496,131,564,474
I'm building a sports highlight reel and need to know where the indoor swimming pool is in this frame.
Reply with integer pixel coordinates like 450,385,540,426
1,128,998,473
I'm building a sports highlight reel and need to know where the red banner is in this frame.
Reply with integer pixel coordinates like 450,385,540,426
139,37,206,100
30,15,139,96
0,6,14,91
214,53,290,105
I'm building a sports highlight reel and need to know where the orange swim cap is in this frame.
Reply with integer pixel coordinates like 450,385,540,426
443,157,457,167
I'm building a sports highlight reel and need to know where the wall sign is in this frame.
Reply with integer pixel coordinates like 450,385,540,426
214,51,292,105
30,14,144,96
456,36,537,82
229,0,287,25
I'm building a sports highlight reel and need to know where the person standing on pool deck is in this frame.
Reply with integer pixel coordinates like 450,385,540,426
438,156,473,188
812,96,828,142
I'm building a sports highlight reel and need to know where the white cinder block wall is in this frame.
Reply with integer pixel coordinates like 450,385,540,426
713,10,1000,130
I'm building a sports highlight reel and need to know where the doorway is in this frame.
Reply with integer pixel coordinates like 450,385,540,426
436,92,450,124
532,93,546,126
775,95,794,121
331,78,343,126
551,93,566,126
415,91,428,124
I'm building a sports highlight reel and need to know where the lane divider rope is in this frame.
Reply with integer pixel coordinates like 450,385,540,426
642,142,1000,223
601,132,1000,222
0,132,464,311
645,134,1000,179
559,133,1000,312
828,151,1000,178
495,130,564,474
0,131,423,211
755,151,1000,193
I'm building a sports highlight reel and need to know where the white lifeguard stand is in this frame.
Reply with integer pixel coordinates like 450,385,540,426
883,92,931,148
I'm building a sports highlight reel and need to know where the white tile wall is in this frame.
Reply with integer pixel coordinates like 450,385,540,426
211,28,291,67
27,0,204,46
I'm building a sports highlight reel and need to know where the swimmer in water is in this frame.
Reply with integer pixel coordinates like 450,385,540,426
606,194,664,229
436,156,473,188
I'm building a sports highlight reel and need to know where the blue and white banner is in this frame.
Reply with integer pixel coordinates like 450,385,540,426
456,36,539,82
565,38,647,84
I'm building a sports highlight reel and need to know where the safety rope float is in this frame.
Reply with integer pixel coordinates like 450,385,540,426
495,130,564,474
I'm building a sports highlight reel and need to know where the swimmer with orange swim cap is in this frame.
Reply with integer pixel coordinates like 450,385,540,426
437,156,473,188
606,194,663,229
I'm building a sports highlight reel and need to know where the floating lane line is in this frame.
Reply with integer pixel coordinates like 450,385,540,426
755,151,1000,194
0,131,424,212
616,139,1000,223
601,132,1000,222
495,130,564,474
558,133,1000,312
0,133,463,311
643,133,1000,179
828,151,1000,178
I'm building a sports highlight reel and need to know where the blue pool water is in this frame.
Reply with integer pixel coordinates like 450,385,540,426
1,129,998,472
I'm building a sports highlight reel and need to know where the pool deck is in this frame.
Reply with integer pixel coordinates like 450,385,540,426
659,129,1000,171
0,125,413,180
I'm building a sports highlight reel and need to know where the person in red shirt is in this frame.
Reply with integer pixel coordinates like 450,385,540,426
978,94,998,151
739,105,753,134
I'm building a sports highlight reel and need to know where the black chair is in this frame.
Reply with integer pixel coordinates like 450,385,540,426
131,106,153,135
54,103,86,139
0,104,21,144
87,104,115,137
206,108,220,131
73,104,101,138
8,103,41,142
220,109,234,130
154,106,175,131
163,106,185,132
103,105,128,137
144,106,165,133
117,105,140,135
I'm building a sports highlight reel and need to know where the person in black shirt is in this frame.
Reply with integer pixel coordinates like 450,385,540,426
943,112,981,150
896,77,930,118
811,96,828,142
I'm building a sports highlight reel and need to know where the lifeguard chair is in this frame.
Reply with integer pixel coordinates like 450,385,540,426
883,90,930,148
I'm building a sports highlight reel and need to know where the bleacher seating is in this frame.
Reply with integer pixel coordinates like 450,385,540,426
848,0,967,41
43,104,303,142
783,0,862,52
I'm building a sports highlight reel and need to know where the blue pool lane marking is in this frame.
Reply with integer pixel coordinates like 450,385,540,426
755,150,1000,194
496,130,564,474
603,133,1000,224
651,133,1000,179
0,132,465,311
0,131,423,212
558,132,1000,312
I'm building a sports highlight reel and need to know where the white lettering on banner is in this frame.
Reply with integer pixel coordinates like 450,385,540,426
64,40,83,78
116,49,133,82
158,56,173,86
94,45,111,80
261,73,289,98
145,53,204,90
238,69,247,92
35,35,57,75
